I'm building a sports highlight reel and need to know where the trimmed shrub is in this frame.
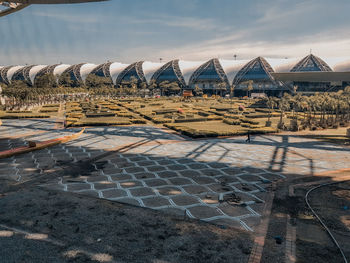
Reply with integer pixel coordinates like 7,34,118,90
131,119,147,124
174,117,207,123
40,109,59,113
153,118,172,124
86,112,115,118
0,114,50,119
224,114,240,119
240,117,259,125
6,110,32,113
223,119,241,125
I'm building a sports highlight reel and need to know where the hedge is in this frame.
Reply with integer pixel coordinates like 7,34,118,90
223,119,241,125
85,112,115,118
40,109,59,113
70,120,131,127
0,114,50,119
164,124,278,138
174,117,207,123
6,110,32,113
240,117,260,125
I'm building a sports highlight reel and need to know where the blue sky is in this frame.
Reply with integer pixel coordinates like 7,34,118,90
1,0,350,65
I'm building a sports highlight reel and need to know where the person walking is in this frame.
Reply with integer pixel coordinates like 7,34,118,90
246,131,251,143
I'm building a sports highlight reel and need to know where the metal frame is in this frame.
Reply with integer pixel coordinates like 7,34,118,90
59,63,85,85
11,65,35,85
116,61,146,85
90,62,112,78
291,54,332,72
0,66,12,84
151,59,186,87
189,58,229,87
233,57,279,87
33,64,59,85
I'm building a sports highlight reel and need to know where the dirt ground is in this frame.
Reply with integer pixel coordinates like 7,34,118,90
0,178,252,263
260,175,350,263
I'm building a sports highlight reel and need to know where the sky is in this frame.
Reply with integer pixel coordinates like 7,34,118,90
1,0,350,65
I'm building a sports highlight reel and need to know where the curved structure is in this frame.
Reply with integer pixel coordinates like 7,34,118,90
11,65,47,86
6,66,24,84
89,62,112,79
2,54,350,95
0,66,13,85
0,0,107,18
151,59,186,87
189,58,229,92
85,62,114,87
116,61,145,85
12,65,36,84
58,63,96,86
291,54,332,72
142,61,164,84
34,64,61,85
233,57,285,96
109,62,129,84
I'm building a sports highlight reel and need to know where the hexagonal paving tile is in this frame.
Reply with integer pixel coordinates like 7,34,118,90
188,206,222,219
170,195,201,206
156,171,178,178
129,187,156,197
156,186,183,196
120,181,143,188
142,196,170,207
101,189,127,199
182,185,209,195
67,183,91,191
168,177,193,185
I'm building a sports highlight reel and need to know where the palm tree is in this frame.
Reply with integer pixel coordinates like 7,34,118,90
159,81,169,96
278,93,291,129
266,97,277,123
215,82,227,97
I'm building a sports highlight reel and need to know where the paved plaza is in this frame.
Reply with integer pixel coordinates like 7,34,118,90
1,119,350,231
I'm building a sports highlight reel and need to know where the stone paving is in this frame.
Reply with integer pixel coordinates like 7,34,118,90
1,119,350,231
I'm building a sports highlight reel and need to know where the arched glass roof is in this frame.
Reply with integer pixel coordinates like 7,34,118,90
189,58,229,86
2,55,350,89
233,57,280,87
151,59,186,87
12,65,36,84
116,61,145,85
0,66,14,84
291,54,332,72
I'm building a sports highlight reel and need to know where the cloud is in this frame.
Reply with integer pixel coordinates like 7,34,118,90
129,14,223,31
32,10,103,23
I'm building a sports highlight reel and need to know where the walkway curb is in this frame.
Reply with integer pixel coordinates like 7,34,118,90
0,128,85,159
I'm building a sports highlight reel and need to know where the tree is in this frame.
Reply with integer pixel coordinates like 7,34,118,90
167,82,181,95
214,82,227,96
266,97,277,122
34,73,57,89
242,80,253,97
277,93,291,129
159,81,169,96
230,84,235,98
194,85,203,97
